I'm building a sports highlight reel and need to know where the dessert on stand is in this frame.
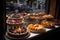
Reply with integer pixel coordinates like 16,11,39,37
6,13,30,39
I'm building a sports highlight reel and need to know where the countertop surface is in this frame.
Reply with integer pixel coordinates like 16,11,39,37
3,25,60,40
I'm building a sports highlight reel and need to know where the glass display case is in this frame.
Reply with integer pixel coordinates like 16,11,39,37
5,13,30,39
5,12,60,40
4,0,60,40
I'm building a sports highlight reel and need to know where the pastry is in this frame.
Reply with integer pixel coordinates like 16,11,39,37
30,15,36,19
6,26,29,39
6,14,23,25
41,21,55,28
38,12,46,16
27,24,45,32
6,18,23,25
42,14,54,19
22,13,28,18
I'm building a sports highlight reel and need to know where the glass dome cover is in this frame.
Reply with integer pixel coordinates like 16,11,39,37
6,13,24,25
6,13,30,39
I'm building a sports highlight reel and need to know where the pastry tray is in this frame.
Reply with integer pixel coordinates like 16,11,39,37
4,25,60,40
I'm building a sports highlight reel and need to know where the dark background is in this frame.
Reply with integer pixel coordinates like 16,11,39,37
55,0,60,19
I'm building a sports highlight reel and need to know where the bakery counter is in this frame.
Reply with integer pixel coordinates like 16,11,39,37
4,25,60,40
5,13,60,40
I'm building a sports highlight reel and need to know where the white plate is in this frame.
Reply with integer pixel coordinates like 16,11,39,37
28,28,52,38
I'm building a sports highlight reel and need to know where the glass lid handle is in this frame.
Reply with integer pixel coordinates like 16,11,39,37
15,10,19,13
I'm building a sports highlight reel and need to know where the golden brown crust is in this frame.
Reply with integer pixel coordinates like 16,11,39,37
27,24,45,32
42,14,54,19
41,21,55,27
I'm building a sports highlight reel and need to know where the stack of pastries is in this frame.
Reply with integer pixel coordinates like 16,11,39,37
41,21,55,28
6,26,29,39
42,14,54,19
27,21,55,32
6,14,23,25
29,13,54,20
27,24,45,32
